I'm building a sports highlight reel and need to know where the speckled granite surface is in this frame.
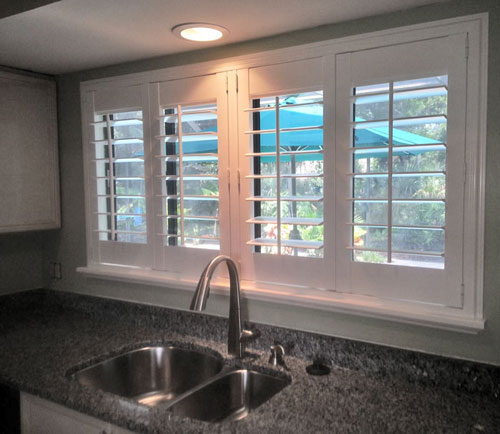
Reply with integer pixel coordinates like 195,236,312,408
0,289,499,434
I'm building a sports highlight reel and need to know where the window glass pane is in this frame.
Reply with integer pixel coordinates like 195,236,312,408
393,76,448,91
115,197,146,214
182,218,219,238
392,202,445,227
390,253,444,269
113,160,144,177
258,178,277,198
280,201,324,219
181,156,218,175
393,87,447,119
115,179,145,196
280,224,324,258
353,226,388,250
116,233,147,243
162,103,219,250
93,110,146,244
281,129,323,148
354,149,389,173
258,156,323,176
110,123,143,139
393,117,446,145
392,227,444,254
354,201,388,225
353,250,388,264
280,104,323,129
280,177,323,197
392,174,445,200
392,146,446,172
165,197,219,217
116,216,146,232
354,94,389,121
353,121,389,148
355,83,389,95
351,75,448,267
111,111,142,120
182,177,219,196
95,142,144,160
249,91,324,257
162,136,218,155
353,175,388,198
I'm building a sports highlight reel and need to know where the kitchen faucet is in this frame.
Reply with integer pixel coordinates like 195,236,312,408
190,255,259,358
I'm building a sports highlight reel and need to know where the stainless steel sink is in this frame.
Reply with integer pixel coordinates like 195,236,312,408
167,369,290,422
74,346,223,406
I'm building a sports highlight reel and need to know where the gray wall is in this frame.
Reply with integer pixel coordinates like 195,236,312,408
0,233,44,294
0,0,61,19
0,67,53,296
45,0,500,365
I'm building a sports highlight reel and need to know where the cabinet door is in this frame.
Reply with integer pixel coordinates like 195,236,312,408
0,71,60,233
21,393,109,434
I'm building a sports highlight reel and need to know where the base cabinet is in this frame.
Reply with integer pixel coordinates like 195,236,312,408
21,393,135,434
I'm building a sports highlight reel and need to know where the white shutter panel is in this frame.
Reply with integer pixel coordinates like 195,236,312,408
335,34,467,307
150,73,230,276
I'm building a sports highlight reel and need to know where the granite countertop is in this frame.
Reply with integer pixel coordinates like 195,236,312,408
0,289,499,434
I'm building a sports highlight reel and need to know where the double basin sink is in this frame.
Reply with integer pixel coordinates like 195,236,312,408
74,345,289,423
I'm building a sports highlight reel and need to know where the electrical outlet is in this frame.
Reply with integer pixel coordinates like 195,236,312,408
49,262,62,280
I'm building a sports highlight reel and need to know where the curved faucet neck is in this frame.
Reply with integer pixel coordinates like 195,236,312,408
190,255,244,358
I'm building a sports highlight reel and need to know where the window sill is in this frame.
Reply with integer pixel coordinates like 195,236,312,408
76,264,485,334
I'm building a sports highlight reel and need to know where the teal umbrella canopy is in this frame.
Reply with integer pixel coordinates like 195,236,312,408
161,103,444,160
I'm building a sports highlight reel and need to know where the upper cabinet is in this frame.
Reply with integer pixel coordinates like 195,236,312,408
0,70,60,233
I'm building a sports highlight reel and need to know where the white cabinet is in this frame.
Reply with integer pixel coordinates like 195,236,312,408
0,71,60,233
21,393,135,434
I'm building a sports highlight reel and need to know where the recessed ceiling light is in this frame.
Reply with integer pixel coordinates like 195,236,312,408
172,23,228,42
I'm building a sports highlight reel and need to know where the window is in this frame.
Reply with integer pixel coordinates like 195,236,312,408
246,91,324,258
159,103,220,250
350,76,448,269
93,110,146,244
236,59,333,289
80,16,485,330
149,73,230,276
83,84,152,268
335,35,469,307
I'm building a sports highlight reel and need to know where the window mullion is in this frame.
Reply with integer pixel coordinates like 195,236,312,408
275,96,281,254
388,82,394,263
105,113,117,241
177,104,185,246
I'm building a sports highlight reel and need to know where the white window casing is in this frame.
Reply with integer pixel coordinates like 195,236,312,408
79,14,487,332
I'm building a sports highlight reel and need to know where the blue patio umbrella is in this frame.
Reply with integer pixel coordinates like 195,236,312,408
170,103,444,159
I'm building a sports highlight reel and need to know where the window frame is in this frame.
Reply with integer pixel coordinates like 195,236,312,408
79,13,487,332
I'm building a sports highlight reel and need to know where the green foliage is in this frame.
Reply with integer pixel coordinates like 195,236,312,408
353,84,448,263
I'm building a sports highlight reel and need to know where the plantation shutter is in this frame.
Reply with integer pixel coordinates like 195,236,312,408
335,35,467,306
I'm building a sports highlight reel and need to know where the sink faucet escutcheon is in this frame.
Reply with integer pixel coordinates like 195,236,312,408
190,255,260,358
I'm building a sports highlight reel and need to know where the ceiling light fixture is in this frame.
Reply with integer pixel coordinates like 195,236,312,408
172,23,228,42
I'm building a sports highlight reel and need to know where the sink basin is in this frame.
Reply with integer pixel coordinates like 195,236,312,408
167,369,290,422
74,346,223,406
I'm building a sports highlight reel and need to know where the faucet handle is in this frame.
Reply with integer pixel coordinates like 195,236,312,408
269,344,287,368
240,328,261,343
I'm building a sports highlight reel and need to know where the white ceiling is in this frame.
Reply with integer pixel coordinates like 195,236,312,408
0,0,447,75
